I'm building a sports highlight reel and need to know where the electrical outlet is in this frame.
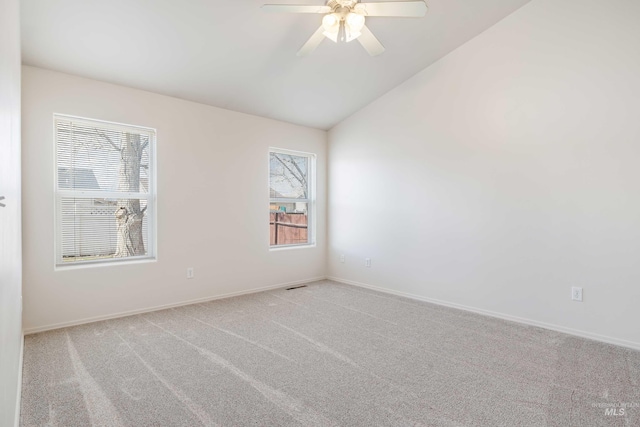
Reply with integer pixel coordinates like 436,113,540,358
187,268,194,279
339,254,345,263
571,286,583,302
365,258,371,268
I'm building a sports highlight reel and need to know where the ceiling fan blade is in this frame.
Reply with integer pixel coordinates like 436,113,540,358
357,25,385,56
262,4,332,14
356,1,427,17
297,26,326,57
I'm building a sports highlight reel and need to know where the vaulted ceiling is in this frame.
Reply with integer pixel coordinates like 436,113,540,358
21,0,531,129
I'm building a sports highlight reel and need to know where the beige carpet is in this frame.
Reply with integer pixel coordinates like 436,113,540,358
20,280,640,426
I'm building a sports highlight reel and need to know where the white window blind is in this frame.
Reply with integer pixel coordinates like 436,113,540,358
269,149,315,247
54,115,156,266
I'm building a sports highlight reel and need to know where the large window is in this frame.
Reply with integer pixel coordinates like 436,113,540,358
54,115,156,266
269,149,315,248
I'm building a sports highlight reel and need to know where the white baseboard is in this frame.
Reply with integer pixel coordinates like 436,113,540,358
14,334,24,427
327,276,640,352
24,276,327,335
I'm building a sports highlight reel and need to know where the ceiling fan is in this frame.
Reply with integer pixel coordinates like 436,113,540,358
262,0,428,57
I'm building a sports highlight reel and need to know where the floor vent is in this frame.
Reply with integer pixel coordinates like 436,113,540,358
286,285,307,290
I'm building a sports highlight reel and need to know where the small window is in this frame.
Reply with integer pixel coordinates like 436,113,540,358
54,115,156,266
269,149,315,248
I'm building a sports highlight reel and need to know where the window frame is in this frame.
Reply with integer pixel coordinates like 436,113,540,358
53,114,157,268
268,147,316,250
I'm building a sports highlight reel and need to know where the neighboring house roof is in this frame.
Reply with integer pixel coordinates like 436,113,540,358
270,187,285,198
58,167,100,190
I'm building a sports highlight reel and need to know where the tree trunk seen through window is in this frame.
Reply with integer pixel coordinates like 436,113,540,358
114,132,147,257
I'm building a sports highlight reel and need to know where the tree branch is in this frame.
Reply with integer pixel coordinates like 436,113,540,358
273,155,301,194
274,154,306,187
273,154,308,198
94,129,122,152
289,157,308,196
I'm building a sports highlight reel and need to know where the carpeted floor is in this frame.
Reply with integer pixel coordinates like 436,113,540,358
20,280,640,426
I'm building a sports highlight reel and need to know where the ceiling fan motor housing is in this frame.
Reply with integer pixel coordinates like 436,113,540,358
331,0,357,8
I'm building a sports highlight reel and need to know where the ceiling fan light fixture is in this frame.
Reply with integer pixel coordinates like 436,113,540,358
345,29,361,42
346,12,365,32
344,12,365,42
322,13,340,42
322,13,339,31
323,29,339,42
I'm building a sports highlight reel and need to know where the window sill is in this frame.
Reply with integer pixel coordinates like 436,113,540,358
269,243,316,252
55,256,157,271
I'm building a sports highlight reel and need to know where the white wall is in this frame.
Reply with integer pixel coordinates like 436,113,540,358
0,0,23,424
328,0,640,348
22,66,327,332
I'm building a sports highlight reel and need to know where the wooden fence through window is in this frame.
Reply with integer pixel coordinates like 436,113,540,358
270,212,308,245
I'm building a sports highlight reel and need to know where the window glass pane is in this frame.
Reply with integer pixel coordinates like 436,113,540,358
269,153,308,199
56,120,150,194
55,115,155,266
270,202,308,246
60,197,149,263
